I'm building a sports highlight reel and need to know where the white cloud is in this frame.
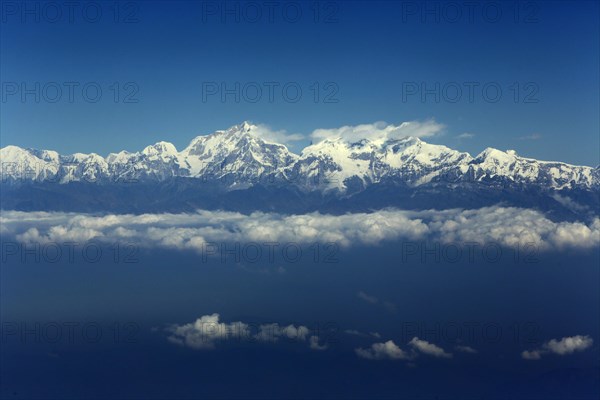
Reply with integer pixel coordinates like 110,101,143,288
251,123,305,146
166,313,250,350
551,194,589,213
522,335,593,360
454,345,477,354
2,206,598,253
255,323,310,343
309,335,328,351
355,340,412,360
409,337,453,358
356,337,453,361
166,315,327,351
311,120,445,144
457,133,475,139
545,335,594,355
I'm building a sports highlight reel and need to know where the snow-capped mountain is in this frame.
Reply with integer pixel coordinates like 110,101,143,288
1,122,598,215
1,122,298,186
179,122,297,186
285,135,475,192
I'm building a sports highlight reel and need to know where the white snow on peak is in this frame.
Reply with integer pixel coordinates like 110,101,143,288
1,122,597,191
142,141,179,159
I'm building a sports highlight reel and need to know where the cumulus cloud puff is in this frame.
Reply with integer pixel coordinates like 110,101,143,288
1,206,598,252
167,314,327,351
311,120,445,144
522,335,593,360
409,337,453,358
167,313,250,350
356,337,453,361
355,340,412,360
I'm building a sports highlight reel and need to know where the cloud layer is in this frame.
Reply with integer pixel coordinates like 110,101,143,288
1,207,598,253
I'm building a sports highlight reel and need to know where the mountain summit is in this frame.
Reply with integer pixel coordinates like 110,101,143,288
1,122,598,215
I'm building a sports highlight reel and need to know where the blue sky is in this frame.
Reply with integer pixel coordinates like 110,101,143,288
1,0,598,166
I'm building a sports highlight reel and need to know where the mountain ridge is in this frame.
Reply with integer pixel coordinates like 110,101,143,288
1,121,597,191
1,121,599,217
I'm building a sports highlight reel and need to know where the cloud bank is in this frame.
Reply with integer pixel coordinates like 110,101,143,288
2,207,598,253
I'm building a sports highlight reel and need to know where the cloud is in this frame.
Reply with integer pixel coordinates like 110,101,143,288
309,335,328,351
357,291,397,313
409,337,453,358
2,206,598,254
357,291,379,304
551,194,589,213
166,314,328,351
355,340,412,360
522,335,593,360
457,133,475,139
454,345,478,354
344,329,381,339
545,336,593,355
311,120,445,144
519,133,542,140
255,323,310,343
521,350,542,360
344,329,363,336
356,337,453,361
251,123,305,146
166,313,250,350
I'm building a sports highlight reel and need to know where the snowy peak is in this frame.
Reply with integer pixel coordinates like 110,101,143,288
142,141,178,158
1,123,597,192
466,147,596,190
180,122,296,180
295,135,473,190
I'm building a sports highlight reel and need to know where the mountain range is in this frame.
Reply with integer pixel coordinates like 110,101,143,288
1,122,598,216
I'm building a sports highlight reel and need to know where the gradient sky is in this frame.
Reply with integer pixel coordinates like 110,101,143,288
1,0,598,166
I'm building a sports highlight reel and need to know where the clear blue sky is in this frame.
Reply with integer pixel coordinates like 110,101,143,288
1,0,598,166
